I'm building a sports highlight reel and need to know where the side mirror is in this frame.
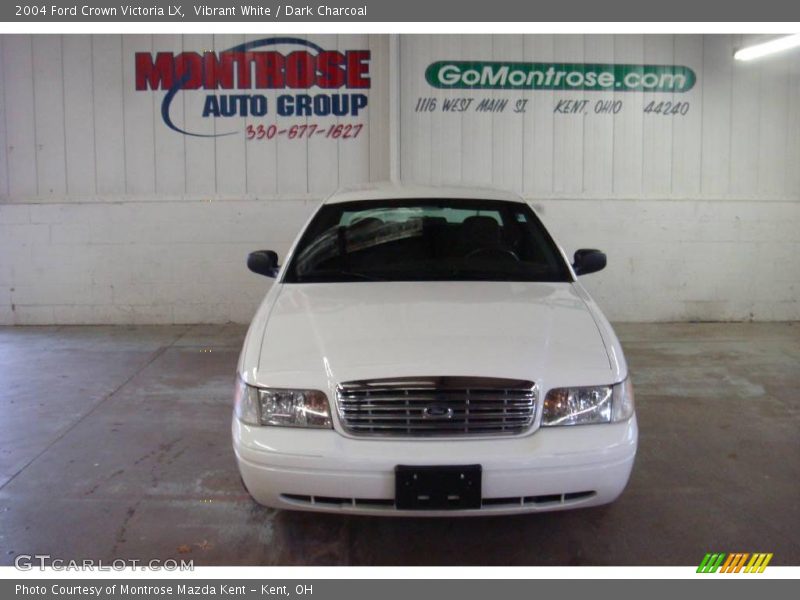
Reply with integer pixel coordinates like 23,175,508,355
572,249,606,276
247,250,280,278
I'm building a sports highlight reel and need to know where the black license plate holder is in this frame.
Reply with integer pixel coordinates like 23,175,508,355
395,464,482,510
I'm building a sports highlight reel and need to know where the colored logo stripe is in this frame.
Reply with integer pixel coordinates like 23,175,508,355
697,553,726,573
720,553,749,573
697,552,772,573
745,553,773,573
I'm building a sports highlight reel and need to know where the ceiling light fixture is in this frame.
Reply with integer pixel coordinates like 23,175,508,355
734,34,800,61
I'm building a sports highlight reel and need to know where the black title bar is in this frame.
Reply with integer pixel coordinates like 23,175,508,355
2,0,800,22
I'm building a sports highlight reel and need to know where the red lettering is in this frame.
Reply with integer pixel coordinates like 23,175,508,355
174,52,203,90
215,53,236,89
253,51,285,88
135,52,174,90
345,51,370,88
316,51,345,88
236,52,254,89
285,51,315,88
201,52,237,89
137,47,371,91
202,52,218,89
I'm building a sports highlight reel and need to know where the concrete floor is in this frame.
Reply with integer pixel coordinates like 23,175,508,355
0,322,798,566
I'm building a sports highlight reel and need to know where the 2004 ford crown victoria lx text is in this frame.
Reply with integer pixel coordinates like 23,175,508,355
232,184,637,515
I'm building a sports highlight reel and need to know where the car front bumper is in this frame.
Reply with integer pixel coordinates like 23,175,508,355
233,416,638,516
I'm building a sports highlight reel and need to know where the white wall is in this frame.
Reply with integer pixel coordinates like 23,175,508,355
1,34,799,324
399,34,800,321
0,33,389,324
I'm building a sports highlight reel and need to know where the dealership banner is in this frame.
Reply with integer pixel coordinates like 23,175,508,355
2,0,799,21
134,36,371,138
412,54,697,122
426,62,696,93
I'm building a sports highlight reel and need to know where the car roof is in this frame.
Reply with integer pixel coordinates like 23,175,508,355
323,182,526,205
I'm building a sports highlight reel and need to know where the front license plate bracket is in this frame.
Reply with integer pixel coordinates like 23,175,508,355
395,464,482,510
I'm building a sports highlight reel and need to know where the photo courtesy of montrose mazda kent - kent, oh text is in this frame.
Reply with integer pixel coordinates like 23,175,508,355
232,183,637,516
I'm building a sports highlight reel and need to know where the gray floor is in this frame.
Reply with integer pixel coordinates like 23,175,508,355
0,323,798,566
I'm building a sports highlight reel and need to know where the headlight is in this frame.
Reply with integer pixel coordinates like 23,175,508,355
542,377,634,426
233,377,332,428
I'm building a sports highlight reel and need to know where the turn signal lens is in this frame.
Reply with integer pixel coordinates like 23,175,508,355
233,377,260,426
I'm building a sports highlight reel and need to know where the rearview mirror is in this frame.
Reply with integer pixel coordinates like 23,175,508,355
247,250,280,278
572,249,606,276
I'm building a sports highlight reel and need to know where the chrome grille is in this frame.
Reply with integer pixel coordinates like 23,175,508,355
337,377,536,437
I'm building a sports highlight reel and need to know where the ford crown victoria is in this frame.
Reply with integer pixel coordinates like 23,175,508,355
232,184,637,515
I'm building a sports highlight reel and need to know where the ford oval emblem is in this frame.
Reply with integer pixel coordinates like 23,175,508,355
422,405,454,419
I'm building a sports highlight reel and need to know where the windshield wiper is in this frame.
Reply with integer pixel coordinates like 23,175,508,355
298,269,385,282
336,270,385,281
442,266,557,281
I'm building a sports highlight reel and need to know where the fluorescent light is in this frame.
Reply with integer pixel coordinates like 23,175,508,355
734,34,800,61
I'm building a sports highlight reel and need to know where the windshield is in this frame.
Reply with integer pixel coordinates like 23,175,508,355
284,198,572,283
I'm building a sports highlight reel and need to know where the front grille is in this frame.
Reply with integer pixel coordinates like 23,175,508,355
337,376,536,437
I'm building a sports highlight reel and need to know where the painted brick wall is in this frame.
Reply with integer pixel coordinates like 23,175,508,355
1,34,799,324
0,197,317,324
537,199,800,322
2,195,797,324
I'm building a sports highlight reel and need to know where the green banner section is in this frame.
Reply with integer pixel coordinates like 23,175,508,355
425,61,696,92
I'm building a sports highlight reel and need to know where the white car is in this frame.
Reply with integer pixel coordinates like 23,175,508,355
233,184,637,515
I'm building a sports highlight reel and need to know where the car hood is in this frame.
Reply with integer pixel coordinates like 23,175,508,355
252,282,615,389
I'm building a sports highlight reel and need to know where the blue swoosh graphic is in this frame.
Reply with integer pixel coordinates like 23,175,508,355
161,37,325,137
